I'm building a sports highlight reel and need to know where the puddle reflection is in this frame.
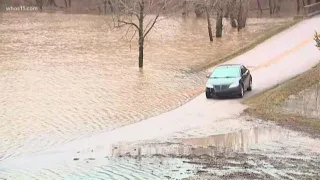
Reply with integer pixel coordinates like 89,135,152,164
111,126,289,157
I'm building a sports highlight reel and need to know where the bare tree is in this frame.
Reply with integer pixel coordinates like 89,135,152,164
111,0,173,69
194,1,206,17
229,0,238,28
182,0,189,16
216,0,223,37
228,0,249,29
202,0,219,41
257,0,263,14
224,0,231,18
63,0,68,7
229,0,249,31
35,0,43,11
205,4,214,41
47,0,58,7
297,0,301,13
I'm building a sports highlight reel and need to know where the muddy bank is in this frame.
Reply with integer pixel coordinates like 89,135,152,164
244,63,320,138
280,83,320,119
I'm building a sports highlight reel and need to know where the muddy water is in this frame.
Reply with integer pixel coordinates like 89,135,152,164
111,126,289,157
0,12,290,160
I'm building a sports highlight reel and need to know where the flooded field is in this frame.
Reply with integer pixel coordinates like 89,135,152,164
0,12,292,160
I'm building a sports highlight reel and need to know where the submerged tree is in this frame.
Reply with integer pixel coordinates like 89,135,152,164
194,1,206,17
256,0,263,14
215,0,223,37
228,0,249,30
110,0,173,69
35,0,43,11
269,0,282,15
47,0,58,7
202,0,219,41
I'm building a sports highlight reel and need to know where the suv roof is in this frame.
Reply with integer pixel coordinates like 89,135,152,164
216,64,242,68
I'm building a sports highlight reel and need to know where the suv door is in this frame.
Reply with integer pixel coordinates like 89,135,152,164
241,66,249,88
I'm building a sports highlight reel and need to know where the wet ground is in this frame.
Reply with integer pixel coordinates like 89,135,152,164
1,119,320,179
0,12,292,160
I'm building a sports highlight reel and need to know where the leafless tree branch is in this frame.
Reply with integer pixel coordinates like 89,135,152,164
117,20,140,31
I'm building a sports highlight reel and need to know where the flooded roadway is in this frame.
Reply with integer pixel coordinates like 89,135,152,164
0,12,291,161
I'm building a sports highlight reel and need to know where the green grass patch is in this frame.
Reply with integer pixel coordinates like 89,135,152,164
189,19,302,73
243,63,320,137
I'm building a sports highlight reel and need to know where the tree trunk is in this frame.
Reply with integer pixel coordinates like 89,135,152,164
69,0,71,8
139,35,144,68
216,8,223,38
276,0,281,13
257,0,263,14
243,5,248,28
238,0,243,31
104,0,107,14
307,0,312,5
206,6,213,41
194,2,205,18
296,0,300,13
269,0,273,15
108,0,114,12
138,1,144,68
48,0,58,7
64,0,68,7
182,0,188,16
36,0,43,11
224,1,230,18
273,0,277,13
230,0,237,28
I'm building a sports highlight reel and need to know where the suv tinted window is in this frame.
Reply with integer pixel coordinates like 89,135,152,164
241,66,247,74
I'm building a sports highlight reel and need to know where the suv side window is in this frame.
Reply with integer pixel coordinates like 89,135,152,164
241,66,246,75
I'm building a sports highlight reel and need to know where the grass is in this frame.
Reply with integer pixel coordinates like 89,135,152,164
189,19,302,73
243,63,320,138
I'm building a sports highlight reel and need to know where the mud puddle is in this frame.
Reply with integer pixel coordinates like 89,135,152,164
107,126,320,179
110,126,289,158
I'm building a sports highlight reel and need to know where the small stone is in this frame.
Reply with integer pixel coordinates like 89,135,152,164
73,158,79,161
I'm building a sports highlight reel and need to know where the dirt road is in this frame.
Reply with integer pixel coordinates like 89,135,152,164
1,16,320,179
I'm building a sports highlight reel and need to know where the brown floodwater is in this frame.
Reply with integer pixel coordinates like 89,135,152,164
0,12,290,160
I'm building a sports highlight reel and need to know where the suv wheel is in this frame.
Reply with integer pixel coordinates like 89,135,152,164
239,84,244,98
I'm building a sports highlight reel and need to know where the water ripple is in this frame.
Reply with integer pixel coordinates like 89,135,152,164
0,13,290,164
